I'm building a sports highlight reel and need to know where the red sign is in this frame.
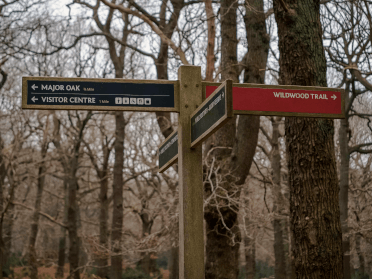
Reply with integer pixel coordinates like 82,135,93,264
205,85,344,118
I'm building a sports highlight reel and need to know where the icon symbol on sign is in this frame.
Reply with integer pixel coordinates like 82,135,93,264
130,98,137,105
331,94,337,100
137,98,144,105
115,97,122,104
32,96,38,102
32,84,38,90
123,98,129,104
145,98,151,105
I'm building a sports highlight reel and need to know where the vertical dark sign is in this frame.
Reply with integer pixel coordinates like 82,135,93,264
190,80,233,148
158,130,178,173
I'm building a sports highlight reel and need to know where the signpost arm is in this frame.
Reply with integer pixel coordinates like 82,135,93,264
178,66,204,279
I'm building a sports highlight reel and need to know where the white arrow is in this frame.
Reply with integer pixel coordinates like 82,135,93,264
31,84,38,90
331,94,337,100
31,96,38,102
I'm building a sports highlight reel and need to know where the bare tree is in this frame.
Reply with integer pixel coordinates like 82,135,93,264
322,1,372,277
273,0,344,277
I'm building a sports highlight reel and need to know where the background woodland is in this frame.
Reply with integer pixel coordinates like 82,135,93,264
0,0,371,278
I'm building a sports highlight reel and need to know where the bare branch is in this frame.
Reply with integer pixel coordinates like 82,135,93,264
99,0,190,65
12,201,67,229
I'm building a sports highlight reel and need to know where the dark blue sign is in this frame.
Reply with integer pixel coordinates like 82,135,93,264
190,80,233,147
23,78,176,111
158,130,178,172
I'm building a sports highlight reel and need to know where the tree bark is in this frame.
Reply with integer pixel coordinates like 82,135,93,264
102,7,127,279
355,233,367,278
28,122,50,279
340,114,351,279
97,170,110,278
0,137,6,279
204,0,267,277
111,111,125,279
53,112,91,279
273,0,344,277
271,118,287,279
56,180,68,278
242,1,269,277
204,0,215,81
3,201,14,277
154,0,185,140
67,160,81,279
204,1,239,278
152,2,185,275
137,215,156,275
244,235,255,279
28,142,48,279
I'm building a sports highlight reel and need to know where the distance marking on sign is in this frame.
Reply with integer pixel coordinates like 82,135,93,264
203,83,345,118
191,80,233,148
158,130,178,173
22,77,179,112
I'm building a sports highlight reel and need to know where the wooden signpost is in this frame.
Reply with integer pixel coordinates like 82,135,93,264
22,66,345,279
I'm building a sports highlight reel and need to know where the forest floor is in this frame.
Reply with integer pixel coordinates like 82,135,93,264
8,265,170,279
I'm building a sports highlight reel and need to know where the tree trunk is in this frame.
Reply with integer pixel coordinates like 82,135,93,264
56,181,68,278
138,214,156,275
204,1,239,278
3,201,14,276
154,0,184,140
155,46,173,139
97,174,109,278
271,118,287,279
204,0,267,277
273,0,344,277
0,138,6,279
355,233,367,278
204,0,216,81
339,84,351,279
67,112,92,279
152,3,185,276
111,111,125,279
244,235,255,279
28,141,48,279
56,230,66,278
67,171,80,279
242,1,269,277
340,117,351,279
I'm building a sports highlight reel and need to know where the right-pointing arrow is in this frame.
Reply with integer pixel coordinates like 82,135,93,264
331,94,337,100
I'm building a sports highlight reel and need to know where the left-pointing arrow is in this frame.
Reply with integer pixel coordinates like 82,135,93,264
31,96,38,102
31,84,38,90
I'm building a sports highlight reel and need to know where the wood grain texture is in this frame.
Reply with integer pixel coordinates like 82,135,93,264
178,66,204,279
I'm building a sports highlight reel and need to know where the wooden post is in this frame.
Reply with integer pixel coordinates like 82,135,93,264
178,66,204,279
